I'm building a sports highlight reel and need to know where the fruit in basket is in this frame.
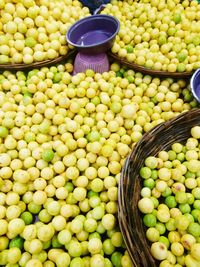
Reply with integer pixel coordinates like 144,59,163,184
139,125,200,266
138,197,154,214
0,61,197,266
151,242,168,260
102,0,200,72
0,0,90,64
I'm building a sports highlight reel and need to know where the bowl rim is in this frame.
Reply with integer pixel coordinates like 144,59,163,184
190,68,200,102
66,14,120,49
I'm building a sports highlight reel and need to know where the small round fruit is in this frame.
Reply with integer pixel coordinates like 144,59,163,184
151,242,168,260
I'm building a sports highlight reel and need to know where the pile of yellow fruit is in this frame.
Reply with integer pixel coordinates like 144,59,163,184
0,0,200,266
102,0,200,73
0,0,90,64
0,61,197,266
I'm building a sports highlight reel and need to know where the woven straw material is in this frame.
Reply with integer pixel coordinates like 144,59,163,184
0,50,76,71
118,109,200,267
109,53,193,78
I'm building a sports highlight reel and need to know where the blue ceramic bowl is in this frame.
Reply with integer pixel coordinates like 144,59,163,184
190,69,200,103
66,15,120,54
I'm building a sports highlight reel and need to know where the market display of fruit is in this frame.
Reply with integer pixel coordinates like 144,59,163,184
1,0,200,265
138,126,200,267
102,0,200,73
0,0,90,65
0,61,196,266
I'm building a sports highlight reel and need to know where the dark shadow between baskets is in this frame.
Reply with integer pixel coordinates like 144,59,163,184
118,108,200,267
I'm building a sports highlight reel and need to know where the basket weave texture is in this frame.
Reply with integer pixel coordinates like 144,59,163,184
0,50,76,71
118,108,200,267
109,53,193,78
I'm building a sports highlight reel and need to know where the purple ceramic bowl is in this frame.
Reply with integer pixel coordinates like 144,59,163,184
66,15,120,54
190,68,200,103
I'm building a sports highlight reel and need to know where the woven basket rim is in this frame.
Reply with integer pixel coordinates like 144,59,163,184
0,50,76,71
109,52,193,78
118,108,200,267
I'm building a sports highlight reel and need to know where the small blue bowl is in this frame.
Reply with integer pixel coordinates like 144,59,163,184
66,14,120,54
190,69,200,103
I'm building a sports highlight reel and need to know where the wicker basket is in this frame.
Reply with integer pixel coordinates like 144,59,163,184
109,53,193,78
0,50,76,71
118,108,200,267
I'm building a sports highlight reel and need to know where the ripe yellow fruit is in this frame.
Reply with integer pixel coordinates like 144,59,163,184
102,0,200,72
0,0,90,64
